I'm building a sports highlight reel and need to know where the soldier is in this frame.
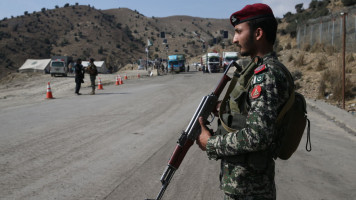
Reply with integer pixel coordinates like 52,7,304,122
86,58,98,95
196,3,293,200
74,59,85,95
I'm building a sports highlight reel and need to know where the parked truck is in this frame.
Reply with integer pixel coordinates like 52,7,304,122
222,52,239,71
202,53,221,73
50,56,73,77
168,54,185,73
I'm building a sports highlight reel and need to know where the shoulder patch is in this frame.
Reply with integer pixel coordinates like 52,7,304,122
251,85,262,99
254,64,267,74
253,74,264,85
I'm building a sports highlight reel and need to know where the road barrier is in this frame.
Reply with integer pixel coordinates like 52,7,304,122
98,78,103,90
46,82,53,99
115,76,120,85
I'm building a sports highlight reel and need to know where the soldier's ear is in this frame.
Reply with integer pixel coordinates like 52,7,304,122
255,28,263,41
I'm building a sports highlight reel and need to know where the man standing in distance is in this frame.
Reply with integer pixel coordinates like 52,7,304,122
74,58,85,95
86,58,98,95
196,4,293,200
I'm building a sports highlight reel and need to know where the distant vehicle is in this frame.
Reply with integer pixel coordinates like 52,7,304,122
168,54,185,73
202,53,221,73
137,59,147,70
193,62,202,71
50,56,73,77
222,52,239,71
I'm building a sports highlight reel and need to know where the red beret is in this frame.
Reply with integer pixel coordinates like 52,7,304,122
230,3,275,27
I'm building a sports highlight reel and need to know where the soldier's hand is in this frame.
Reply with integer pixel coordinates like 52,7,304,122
212,100,222,117
196,116,211,151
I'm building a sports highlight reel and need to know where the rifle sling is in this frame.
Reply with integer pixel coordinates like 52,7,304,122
219,75,239,133
218,59,258,133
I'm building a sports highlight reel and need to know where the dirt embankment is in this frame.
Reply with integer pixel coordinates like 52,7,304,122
278,49,356,111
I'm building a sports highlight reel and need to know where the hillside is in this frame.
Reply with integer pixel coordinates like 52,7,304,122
0,5,146,78
0,5,232,80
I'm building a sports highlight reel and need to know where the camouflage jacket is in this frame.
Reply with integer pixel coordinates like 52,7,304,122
206,52,291,198
87,63,98,76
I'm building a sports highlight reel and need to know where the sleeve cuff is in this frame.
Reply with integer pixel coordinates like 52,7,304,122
206,135,220,160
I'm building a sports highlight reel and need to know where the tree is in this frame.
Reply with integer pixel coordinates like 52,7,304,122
342,0,356,6
98,46,104,54
295,3,304,13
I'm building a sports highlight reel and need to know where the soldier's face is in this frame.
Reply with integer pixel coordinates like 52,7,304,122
233,22,255,57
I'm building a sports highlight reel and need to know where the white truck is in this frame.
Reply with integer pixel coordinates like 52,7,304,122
222,52,239,71
50,56,73,77
202,53,221,73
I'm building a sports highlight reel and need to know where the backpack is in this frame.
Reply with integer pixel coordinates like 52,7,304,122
272,61,311,160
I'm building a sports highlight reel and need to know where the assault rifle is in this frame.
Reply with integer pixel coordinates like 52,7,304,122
146,61,240,200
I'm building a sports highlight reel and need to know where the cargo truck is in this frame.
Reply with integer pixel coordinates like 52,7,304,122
50,56,73,77
222,52,239,71
202,53,221,73
168,54,185,73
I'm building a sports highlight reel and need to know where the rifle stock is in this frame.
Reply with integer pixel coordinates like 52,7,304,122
146,61,237,200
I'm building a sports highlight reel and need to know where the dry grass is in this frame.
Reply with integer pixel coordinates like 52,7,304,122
325,45,336,56
318,79,327,98
283,47,355,110
346,53,355,63
311,43,324,53
302,44,311,51
293,53,305,67
319,67,354,101
287,54,294,62
315,55,327,71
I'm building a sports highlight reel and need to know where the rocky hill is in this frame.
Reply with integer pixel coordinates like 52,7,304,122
0,4,232,79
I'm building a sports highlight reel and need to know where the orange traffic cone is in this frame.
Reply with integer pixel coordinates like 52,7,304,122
124,73,128,80
46,82,53,99
119,76,124,84
98,78,103,90
115,76,120,85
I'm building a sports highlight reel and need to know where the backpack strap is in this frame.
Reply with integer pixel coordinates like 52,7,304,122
275,90,295,127
266,59,296,126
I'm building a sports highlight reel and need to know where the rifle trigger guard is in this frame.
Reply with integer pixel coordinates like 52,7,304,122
208,114,215,124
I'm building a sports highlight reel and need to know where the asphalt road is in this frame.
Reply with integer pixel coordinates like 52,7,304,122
0,71,355,200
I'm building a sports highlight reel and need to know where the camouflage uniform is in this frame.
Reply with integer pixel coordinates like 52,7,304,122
206,52,291,199
87,63,98,94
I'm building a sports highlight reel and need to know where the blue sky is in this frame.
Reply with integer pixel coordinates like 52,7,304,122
0,0,312,20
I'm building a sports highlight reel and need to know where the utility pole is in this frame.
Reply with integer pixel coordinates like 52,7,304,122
146,47,149,71
341,12,347,109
